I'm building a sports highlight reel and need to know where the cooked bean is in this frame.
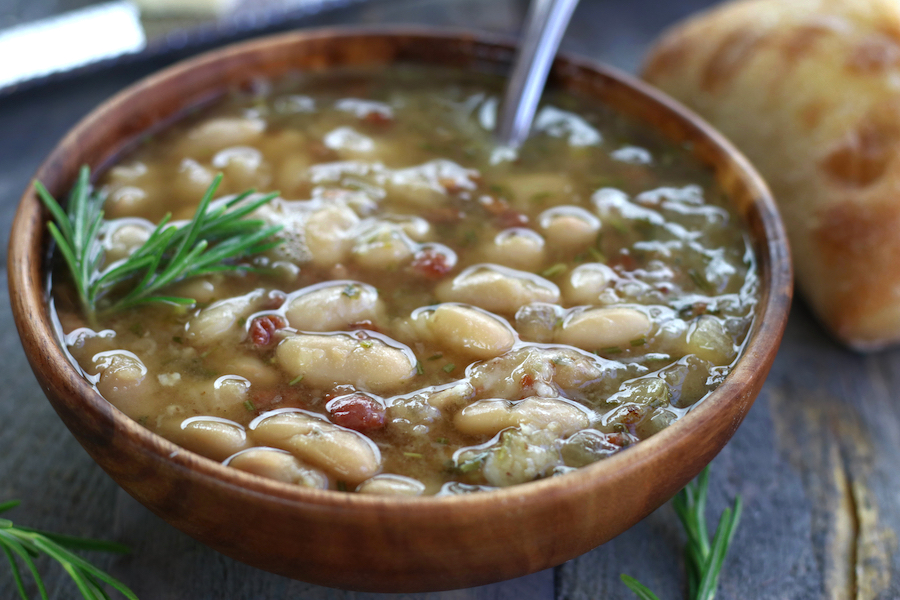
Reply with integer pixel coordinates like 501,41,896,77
250,411,382,484
104,222,151,264
180,116,265,155
211,146,270,190
387,160,476,208
417,304,515,361
514,303,564,343
493,172,573,205
685,315,737,365
323,126,375,157
187,289,266,346
221,356,282,386
284,282,384,331
106,186,150,216
304,204,360,268
276,332,416,393
556,307,652,350
166,276,221,305
173,158,215,203
93,350,156,419
562,263,617,306
426,381,476,409
481,428,560,487
352,224,417,270
174,417,248,461
481,228,546,271
538,206,600,251
454,396,591,437
356,474,425,496
227,448,328,489
437,264,560,314
208,375,253,414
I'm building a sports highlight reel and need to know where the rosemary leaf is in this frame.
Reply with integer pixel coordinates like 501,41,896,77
0,501,137,600
620,574,661,600
622,466,742,600
36,166,282,323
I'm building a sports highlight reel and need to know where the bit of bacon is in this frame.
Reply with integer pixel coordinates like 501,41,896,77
262,291,286,311
439,177,467,194
610,253,637,271
411,248,453,280
309,141,337,161
249,315,287,348
481,196,528,228
327,393,386,432
362,111,393,125
606,432,639,447
426,207,464,224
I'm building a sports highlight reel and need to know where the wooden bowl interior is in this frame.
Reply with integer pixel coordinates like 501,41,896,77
7,28,792,592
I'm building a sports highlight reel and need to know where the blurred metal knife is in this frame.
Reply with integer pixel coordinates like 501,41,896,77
0,0,362,95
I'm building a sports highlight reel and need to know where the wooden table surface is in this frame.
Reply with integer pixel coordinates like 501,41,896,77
2,0,898,598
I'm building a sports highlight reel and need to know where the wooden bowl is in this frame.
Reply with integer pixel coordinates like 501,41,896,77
7,28,792,592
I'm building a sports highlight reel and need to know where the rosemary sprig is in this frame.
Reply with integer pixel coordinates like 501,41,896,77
621,466,742,600
35,166,282,324
0,500,137,600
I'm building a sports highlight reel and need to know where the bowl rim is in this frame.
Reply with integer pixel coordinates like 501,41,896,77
8,25,792,513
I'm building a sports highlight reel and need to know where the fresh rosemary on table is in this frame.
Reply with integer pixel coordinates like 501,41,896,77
0,500,137,600
35,166,282,325
621,466,743,600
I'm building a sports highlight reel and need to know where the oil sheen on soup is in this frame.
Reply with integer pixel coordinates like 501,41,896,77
53,67,759,496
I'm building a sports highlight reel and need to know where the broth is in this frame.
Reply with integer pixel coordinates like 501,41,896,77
52,66,758,495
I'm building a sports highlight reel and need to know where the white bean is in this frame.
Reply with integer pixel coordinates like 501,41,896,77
186,289,266,346
106,186,150,217
104,221,151,263
539,206,601,251
92,350,161,419
173,158,215,204
356,474,425,496
418,304,515,361
276,332,416,394
386,160,476,208
181,116,265,154
352,224,416,270
426,381,476,409
211,146,270,189
437,264,560,314
493,172,572,205
556,307,652,350
174,417,248,461
284,282,384,332
323,126,375,157
562,263,617,306
250,411,381,484
482,228,546,271
482,428,560,487
166,276,221,305
685,316,736,365
227,448,328,489
305,204,359,268
454,396,591,437
220,356,282,386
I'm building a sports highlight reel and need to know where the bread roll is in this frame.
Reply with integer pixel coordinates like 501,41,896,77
644,0,900,350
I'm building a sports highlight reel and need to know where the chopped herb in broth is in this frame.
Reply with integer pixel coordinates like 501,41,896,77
51,66,758,496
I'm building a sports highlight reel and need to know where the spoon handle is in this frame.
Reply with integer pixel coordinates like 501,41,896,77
496,0,580,149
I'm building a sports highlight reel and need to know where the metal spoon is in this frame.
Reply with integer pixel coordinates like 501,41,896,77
495,0,581,149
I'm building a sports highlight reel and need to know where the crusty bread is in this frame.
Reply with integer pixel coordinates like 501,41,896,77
644,0,900,350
